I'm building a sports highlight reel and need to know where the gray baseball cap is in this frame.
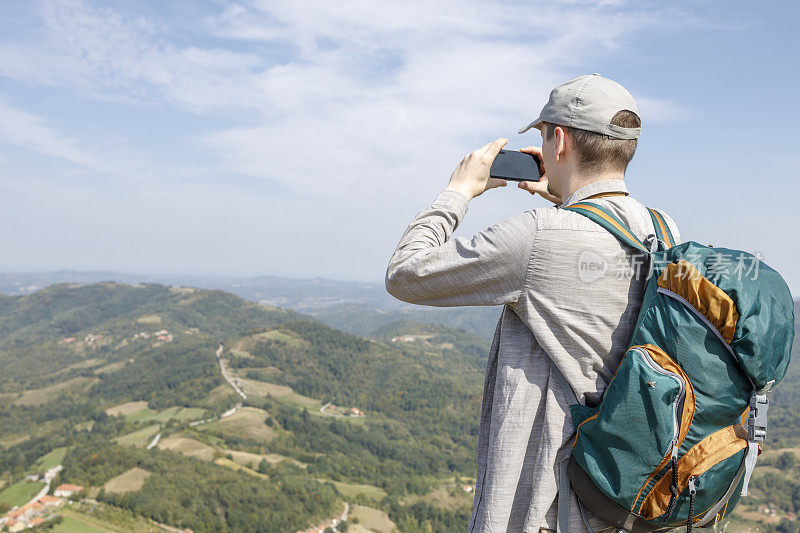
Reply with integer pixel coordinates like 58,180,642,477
518,74,641,140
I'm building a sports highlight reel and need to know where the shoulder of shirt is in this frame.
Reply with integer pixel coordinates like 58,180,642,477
528,197,682,243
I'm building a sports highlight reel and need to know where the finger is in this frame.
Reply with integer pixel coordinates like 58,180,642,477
519,146,542,155
518,179,547,194
517,181,537,195
487,177,507,189
482,137,509,160
519,146,545,175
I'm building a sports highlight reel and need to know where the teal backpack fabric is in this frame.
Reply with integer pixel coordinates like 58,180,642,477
557,201,795,533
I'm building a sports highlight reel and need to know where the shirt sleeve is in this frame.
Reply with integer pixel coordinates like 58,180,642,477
385,189,536,307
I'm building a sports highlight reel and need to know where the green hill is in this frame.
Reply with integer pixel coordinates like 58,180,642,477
0,283,490,532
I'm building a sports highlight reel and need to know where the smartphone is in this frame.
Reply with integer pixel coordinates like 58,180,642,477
490,150,542,181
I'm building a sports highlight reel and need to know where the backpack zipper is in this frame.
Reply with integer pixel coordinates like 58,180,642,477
633,346,686,518
686,476,697,533
656,286,754,390
633,346,686,458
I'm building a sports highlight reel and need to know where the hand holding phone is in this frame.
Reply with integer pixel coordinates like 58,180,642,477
489,150,542,182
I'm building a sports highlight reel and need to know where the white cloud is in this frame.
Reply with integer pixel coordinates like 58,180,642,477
0,97,110,172
0,0,698,280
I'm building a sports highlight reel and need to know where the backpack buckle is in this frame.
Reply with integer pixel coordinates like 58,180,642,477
747,393,769,442
643,234,665,253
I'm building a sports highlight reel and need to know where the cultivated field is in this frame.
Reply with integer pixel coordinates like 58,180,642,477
36,446,69,470
105,401,206,424
349,504,396,533
114,425,160,448
136,314,162,324
14,377,99,406
103,467,151,494
198,407,277,442
105,401,149,417
51,515,113,533
157,435,216,461
314,478,386,500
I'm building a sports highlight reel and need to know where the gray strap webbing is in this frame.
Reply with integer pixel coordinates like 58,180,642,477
557,455,572,533
577,499,596,533
741,442,759,497
741,391,769,497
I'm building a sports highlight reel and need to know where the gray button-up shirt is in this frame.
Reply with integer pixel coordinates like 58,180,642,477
385,179,681,532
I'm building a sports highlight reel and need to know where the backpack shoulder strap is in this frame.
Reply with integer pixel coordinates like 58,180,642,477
561,201,650,253
647,207,675,248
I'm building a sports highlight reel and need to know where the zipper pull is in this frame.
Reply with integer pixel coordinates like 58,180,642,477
687,476,697,533
671,438,679,459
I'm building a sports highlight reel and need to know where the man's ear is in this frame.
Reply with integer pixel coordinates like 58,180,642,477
554,125,568,162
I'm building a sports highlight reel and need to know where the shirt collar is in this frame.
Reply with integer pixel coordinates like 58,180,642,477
560,179,629,207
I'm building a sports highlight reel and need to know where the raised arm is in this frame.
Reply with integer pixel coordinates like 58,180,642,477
385,190,536,306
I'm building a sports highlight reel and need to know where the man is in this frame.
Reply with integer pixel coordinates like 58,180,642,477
385,74,680,532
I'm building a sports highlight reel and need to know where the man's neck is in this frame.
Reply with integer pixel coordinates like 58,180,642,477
561,172,625,201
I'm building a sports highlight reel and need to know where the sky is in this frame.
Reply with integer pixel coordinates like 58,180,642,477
0,0,798,294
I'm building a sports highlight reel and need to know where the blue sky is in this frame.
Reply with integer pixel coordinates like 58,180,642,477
0,0,798,294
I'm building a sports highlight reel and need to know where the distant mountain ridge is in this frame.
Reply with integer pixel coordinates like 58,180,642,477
0,270,505,341
0,270,391,310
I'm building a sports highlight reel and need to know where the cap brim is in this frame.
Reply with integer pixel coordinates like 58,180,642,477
518,117,544,134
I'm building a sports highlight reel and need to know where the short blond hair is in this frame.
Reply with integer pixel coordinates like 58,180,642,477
543,110,641,174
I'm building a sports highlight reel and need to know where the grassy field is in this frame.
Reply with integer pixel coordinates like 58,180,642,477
36,446,69,471
237,377,320,408
0,479,45,507
156,433,305,469
63,503,162,532
106,401,206,424
105,401,149,417
114,424,160,448
213,457,269,479
228,449,307,469
349,504,396,533
51,515,114,533
0,435,28,448
234,375,366,422
198,407,277,442
132,406,205,423
136,314,162,324
14,376,99,406
55,358,103,375
231,330,308,359
157,435,216,461
103,467,151,494
402,476,475,511
201,384,238,406
316,479,386,500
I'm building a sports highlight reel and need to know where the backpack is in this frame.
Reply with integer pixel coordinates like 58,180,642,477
555,201,795,533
